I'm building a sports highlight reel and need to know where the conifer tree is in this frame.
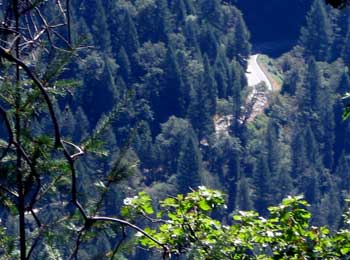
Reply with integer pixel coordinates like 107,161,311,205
214,48,230,98
203,55,218,116
198,0,223,27
232,11,251,65
74,107,90,141
254,156,273,215
160,46,185,119
291,131,308,178
227,151,241,212
305,125,321,166
266,121,280,174
306,57,323,113
230,59,245,133
335,152,350,190
299,0,333,61
199,23,219,61
236,177,254,211
118,11,140,58
176,135,202,194
117,46,131,83
87,0,112,54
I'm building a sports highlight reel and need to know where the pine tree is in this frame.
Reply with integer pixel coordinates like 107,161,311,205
74,106,90,141
136,0,172,42
159,46,185,119
176,135,202,194
281,68,300,96
88,0,112,53
230,59,245,133
184,19,201,54
232,11,251,65
155,117,195,174
335,152,350,190
340,11,350,61
227,151,241,212
199,23,219,61
188,59,215,139
291,130,308,179
203,55,217,116
171,0,187,28
299,0,333,61
305,125,321,166
214,48,230,98
266,121,280,174
117,46,131,83
254,156,273,215
198,0,223,27
306,57,323,113
117,11,140,58
236,177,254,211
302,168,321,205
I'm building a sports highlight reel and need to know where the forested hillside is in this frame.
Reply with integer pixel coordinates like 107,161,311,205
2,0,350,259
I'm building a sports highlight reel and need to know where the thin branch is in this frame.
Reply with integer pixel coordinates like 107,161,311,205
90,216,167,249
68,227,86,260
110,226,126,259
56,0,67,23
0,46,62,147
66,0,71,44
62,140,84,160
0,185,19,199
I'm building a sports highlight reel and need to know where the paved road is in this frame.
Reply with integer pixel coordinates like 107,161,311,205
245,54,272,91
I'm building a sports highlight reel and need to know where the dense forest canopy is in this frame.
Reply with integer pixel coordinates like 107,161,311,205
1,0,350,259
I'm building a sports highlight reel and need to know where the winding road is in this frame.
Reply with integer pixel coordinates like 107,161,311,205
245,54,272,91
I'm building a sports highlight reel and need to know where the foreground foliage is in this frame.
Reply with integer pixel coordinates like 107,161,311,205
123,187,350,259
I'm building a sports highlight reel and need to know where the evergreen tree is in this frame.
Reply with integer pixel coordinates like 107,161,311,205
281,68,300,96
171,0,187,28
340,11,350,61
116,11,140,58
134,121,155,169
230,59,245,134
87,0,112,53
291,131,308,179
74,106,90,141
188,65,215,139
254,156,273,215
306,57,323,113
199,23,219,61
335,152,350,190
184,19,201,53
236,177,254,211
214,48,230,98
227,151,241,212
155,117,195,174
299,0,333,61
266,121,280,174
176,135,202,194
117,46,131,83
232,11,251,65
305,125,321,167
198,0,223,27
81,55,118,123
136,0,172,42
302,168,321,205
203,55,217,116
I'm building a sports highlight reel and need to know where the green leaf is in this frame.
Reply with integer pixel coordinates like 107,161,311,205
198,200,211,211
343,106,350,121
341,247,350,255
